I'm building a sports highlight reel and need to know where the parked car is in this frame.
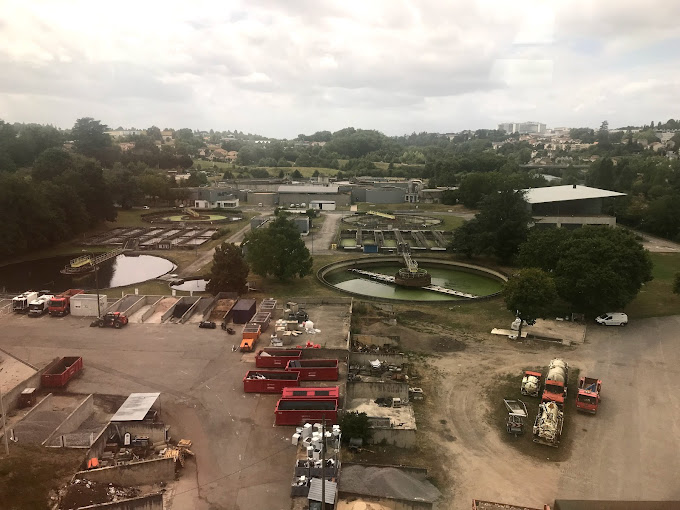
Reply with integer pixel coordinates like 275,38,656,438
595,312,628,326
199,320,216,329
142,205,150,210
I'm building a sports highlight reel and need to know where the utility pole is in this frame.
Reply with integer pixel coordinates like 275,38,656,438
94,263,101,319
0,368,9,455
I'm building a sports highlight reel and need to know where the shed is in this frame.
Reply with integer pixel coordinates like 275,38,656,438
232,299,256,324
71,294,108,317
309,478,337,509
111,393,160,422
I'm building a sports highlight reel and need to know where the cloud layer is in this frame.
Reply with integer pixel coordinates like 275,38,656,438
1,0,679,136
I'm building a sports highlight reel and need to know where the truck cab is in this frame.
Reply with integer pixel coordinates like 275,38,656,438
12,291,38,313
576,376,602,414
28,295,53,317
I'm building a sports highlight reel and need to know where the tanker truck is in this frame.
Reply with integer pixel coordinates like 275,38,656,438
533,400,564,447
541,358,569,407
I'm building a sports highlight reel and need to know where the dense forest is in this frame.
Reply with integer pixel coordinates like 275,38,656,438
1,116,680,261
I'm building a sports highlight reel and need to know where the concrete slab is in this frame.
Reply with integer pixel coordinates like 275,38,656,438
145,297,178,324
0,351,37,394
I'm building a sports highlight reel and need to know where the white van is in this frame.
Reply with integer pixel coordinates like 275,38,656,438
595,312,628,326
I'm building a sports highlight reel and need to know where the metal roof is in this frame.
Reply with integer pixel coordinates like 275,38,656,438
278,185,339,194
523,185,625,204
308,478,337,504
111,393,160,422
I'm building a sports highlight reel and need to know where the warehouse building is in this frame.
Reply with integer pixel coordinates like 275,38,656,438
524,184,625,228
277,184,349,208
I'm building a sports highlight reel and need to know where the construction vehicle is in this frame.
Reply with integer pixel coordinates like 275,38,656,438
520,370,542,397
28,294,53,317
12,291,38,314
541,359,569,407
96,311,129,328
533,401,564,447
576,376,602,414
504,399,528,436
48,289,84,316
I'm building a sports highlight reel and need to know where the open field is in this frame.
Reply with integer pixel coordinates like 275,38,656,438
194,160,341,178
625,252,680,318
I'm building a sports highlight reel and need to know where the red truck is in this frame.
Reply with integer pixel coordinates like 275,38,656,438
41,357,83,388
255,349,303,368
243,370,300,393
576,376,602,414
541,359,569,407
285,359,339,381
48,289,84,316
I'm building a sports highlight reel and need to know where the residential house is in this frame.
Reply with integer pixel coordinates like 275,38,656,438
649,142,664,152
161,130,174,142
118,142,136,152
105,129,145,139
226,151,238,162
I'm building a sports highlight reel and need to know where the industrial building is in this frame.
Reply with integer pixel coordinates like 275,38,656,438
193,189,239,209
524,184,625,228
277,184,349,208
498,121,547,134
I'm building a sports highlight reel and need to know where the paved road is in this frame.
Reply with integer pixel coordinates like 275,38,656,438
305,211,343,255
0,313,296,510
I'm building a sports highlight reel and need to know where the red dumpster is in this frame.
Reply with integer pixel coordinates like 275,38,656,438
285,359,339,381
274,398,338,426
281,386,340,401
41,357,83,388
255,349,303,368
243,370,300,393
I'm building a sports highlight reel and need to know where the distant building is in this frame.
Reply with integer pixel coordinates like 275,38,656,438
498,121,547,134
277,184,349,208
193,189,239,209
524,184,625,228
161,130,174,142
105,129,145,139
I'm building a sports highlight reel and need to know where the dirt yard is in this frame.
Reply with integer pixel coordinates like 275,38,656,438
363,315,680,509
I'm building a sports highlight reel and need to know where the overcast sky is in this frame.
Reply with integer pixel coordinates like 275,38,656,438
1,0,679,138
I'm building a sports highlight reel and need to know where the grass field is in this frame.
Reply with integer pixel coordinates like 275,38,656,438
626,252,680,318
194,160,340,179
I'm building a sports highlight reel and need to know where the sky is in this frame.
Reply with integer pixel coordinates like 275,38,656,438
1,0,679,138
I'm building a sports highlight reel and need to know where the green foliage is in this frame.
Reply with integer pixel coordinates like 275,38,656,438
450,189,532,262
206,242,249,295
549,227,653,314
569,127,596,143
72,117,112,158
503,268,558,332
290,169,303,179
517,228,572,272
339,412,372,444
211,227,230,240
244,216,313,280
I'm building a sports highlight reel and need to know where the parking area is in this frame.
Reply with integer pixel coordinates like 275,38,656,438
426,315,680,508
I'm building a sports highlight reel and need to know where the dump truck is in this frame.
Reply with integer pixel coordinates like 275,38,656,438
12,291,38,314
48,289,84,316
533,401,564,447
576,376,602,414
541,358,569,407
28,295,53,317
520,370,542,397
41,356,83,388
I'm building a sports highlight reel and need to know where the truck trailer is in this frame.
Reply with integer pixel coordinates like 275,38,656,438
48,289,84,316
41,356,83,388
576,376,602,414
243,370,300,393
274,398,338,426
286,359,339,381
28,295,53,317
12,291,39,314
255,349,303,368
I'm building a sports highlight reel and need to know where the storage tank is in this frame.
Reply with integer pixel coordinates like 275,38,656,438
546,358,568,383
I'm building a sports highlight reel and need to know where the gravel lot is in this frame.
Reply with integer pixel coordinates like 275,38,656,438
426,315,680,508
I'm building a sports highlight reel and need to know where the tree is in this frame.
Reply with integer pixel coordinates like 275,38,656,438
597,120,610,147
339,412,371,444
517,228,572,272
504,268,558,339
450,188,532,262
290,169,303,179
553,226,653,313
206,242,249,295
72,118,111,158
244,216,313,280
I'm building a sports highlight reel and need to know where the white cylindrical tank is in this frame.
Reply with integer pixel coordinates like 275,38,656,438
302,423,313,439
292,433,300,445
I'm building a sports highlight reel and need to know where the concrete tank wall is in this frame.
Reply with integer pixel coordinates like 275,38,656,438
76,457,175,486
44,394,94,447
77,493,164,510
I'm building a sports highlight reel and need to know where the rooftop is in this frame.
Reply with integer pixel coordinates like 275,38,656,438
309,478,337,504
278,185,339,194
523,185,625,204
111,392,160,422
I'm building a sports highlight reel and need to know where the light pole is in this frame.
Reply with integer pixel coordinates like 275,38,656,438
94,263,101,319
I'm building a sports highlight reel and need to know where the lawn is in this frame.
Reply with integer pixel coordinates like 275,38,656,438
193,160,340,179
625,252,680,318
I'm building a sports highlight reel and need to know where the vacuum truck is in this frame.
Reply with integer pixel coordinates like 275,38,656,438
541,358,569,407
533,400,564,447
